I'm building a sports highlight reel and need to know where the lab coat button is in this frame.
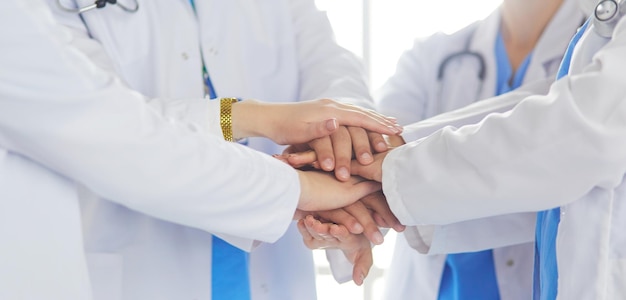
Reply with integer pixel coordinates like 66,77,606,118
181,52,189,60
506,259,514,267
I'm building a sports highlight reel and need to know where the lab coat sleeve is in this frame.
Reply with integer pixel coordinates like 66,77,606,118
0,1,299,243
399,78,553,143
288,0,372,108
382,21,626,227
403,213,536,255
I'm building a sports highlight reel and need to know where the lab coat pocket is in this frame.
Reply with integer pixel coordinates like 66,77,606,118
86,253,123,300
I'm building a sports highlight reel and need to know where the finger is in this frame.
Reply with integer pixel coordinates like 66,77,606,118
329,225,372,286
334,105,402,136
286,150,318,167
361,192,406,232
386,134,406,147
348,127,374,165
271,154,290,165
310,219,338,241
344,202,384,245
350,157,383,182
302,118,340,143
352,246,373,286
348,181,383,206
372,212,390,228
297,219,316,249
304,215,328,241
315,209,364,234
310,136,335,171
368,131,388,153
330,127,352,181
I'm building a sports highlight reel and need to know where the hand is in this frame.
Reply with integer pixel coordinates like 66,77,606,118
296,170,381,212
231,99,402,145
296,191,404,245
297,215,373,286
281,126,389,181
350,152,389,182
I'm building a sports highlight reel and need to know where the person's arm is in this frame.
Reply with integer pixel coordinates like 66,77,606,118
353,21,626,226
0,0,382,244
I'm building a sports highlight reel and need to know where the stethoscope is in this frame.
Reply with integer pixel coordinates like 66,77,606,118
435,0,624,111
56,0,139,14
436,29,486,113
593,0,626,37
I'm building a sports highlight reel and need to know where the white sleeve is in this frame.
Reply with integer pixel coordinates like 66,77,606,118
288,0,372,108
399,78,553,143
403,213,536,255
383,21,626,226
0,0,299,243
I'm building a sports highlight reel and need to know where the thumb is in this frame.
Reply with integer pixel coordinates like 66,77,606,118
304,118,338,141
352,250,373,286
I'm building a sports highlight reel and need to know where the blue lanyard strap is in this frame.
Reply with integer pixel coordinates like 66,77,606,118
533,18,590,300
188,2,250,299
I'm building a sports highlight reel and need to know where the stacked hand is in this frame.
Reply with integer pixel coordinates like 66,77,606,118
259,101,407,285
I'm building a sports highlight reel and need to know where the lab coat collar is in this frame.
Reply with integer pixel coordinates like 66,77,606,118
469,0,586,99
525,0,587,84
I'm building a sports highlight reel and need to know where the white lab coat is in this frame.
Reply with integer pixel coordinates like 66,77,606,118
382,1,626,299
45,1,372,300
375,1,584,299
0,1,305,299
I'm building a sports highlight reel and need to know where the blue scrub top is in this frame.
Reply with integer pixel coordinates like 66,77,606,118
438,30,532,300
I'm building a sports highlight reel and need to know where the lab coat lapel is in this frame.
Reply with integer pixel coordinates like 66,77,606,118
525,0,587,84
468,7,501,100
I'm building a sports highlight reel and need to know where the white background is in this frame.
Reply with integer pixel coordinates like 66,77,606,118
311,1,501,299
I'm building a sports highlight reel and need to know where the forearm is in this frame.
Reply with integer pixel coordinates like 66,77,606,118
0,1,300,242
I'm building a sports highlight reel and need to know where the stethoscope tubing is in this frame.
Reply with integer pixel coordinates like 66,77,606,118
56,0,139,14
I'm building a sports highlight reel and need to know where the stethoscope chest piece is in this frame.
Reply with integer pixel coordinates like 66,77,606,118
593,0,625,37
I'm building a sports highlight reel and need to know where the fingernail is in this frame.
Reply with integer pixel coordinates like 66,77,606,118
326,119,338,131
372,231,384,245
337,167,349,180
322,159,333,170
360,273,365,284
394,224,406,232
360,152,372,163
353,223,364,233
377,142,388,151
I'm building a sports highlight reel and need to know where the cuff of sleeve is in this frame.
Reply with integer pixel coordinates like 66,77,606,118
213,234,262,252
381,147,419,226
207,99,223,138
326,249,353,283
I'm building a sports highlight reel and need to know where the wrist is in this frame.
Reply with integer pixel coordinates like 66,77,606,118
296,170,311,211
231,99,270,140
